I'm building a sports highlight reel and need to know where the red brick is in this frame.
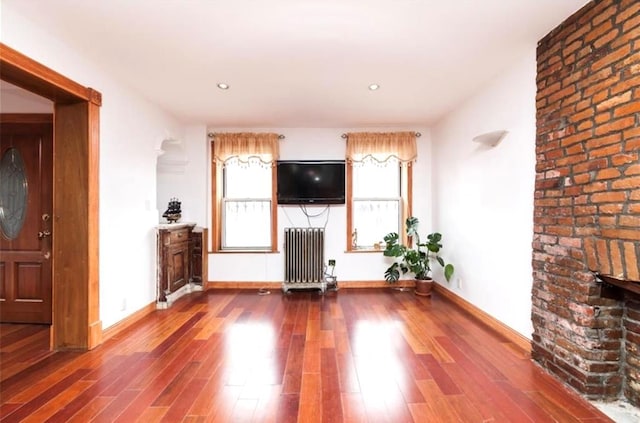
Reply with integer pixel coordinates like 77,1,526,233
612,153,639,166
601,228,640,241
599,216,618,226
610,241,625,277
592,44,632,71
624,242,640,280
572,107,596,123
591,192,628,203
624,137,640,150
626,165,640,176
594,28,620,49
612,25,640,49
566,144,585,155
600,204,625,215
632,190,640,200
610,75,640,96
596,91,632,112
594,116,635,136
596,238,612,274
622,9,640,32
586,133,623,150
616,1,640,25
593,4,618,27
560,131,592,147
557,153,588,167
612,176,640,189
596,168,622,180
573,158,608,173
590,144,624,159
573,173,592,184
614,101,640,117
595,111,612,124
575,205,598,215
585,182,608,193
546,225,574,236
619,216,640,227
549,85,578,104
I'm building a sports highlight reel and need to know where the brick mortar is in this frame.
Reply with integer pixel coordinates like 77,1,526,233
533,0,640,404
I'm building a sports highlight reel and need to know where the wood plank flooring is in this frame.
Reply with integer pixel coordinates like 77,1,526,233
0,288,612,422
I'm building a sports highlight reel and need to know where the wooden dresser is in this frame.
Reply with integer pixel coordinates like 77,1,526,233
156,223,206,308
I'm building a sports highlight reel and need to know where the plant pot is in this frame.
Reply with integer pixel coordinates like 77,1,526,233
414,278,433,297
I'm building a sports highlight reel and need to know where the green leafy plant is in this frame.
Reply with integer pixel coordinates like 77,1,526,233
383,216,454,282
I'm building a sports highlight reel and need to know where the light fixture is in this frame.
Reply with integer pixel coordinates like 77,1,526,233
368,84,380,91
217,83,229,90
472,130,508,147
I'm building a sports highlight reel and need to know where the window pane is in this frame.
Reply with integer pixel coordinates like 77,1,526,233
352,199,399,248
224,161,271,198
353,161,399,197
223,200,271,249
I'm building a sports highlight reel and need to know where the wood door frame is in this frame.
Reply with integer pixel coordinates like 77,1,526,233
0,43,102,350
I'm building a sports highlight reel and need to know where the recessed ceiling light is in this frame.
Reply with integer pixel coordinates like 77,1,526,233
217,83,230,90
368,84,380,91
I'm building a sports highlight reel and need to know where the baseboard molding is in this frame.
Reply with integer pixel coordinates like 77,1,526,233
433,284,531,353
208,281,282,289
102,302,156,342
206,280,412,289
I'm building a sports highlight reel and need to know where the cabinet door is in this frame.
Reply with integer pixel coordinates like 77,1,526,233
168,244,188,292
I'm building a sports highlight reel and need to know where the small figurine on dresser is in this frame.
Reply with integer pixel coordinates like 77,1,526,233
162,198,182,223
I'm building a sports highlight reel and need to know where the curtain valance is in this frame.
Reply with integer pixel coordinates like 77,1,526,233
345,131,417,163
213,132,280,165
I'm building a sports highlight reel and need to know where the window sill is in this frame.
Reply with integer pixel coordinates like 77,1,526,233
346,248,384,254
212,249,280,254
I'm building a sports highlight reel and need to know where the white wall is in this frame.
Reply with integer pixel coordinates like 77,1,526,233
430,52,536,338
2,5,185,328
156,125,209,225
184,127,433,283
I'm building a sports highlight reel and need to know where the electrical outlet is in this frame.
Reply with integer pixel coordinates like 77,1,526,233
328,259,336,266
456,277,462,289
120,298,127,311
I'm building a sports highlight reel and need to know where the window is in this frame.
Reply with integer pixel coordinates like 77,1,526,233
346,132,416,251
212,133,279,252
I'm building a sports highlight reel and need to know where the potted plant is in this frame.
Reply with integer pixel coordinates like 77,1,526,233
383,216,454,296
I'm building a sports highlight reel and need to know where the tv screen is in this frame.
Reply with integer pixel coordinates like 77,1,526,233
277,160,345,205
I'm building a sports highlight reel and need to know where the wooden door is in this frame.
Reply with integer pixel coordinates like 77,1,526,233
0,118,53,324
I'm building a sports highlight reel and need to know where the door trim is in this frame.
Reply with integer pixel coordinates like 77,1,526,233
0,43,102,350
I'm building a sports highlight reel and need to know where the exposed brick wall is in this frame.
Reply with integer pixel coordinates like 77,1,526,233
533,0,640,403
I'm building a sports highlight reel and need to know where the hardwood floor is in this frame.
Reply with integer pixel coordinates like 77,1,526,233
0,288,612,422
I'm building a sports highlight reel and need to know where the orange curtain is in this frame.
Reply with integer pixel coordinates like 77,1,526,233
213,132,280,165
345,131,417,163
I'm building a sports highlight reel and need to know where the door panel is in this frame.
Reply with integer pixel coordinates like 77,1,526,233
0,120,53,323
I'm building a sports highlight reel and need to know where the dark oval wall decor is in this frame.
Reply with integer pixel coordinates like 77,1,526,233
0,148,29,239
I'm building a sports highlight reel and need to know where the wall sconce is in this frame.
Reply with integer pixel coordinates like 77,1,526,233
472,130,508,147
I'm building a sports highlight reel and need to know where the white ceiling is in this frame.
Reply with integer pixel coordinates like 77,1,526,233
3,0,589,128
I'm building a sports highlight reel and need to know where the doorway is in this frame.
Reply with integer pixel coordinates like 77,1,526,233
0,43,102,350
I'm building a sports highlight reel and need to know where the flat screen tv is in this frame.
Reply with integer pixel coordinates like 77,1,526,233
277,160,345,205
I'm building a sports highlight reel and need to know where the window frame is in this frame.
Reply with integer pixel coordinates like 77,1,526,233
346,160,412,252
211,140,278,253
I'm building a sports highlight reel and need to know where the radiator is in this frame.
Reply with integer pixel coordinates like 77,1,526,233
283,227,326,293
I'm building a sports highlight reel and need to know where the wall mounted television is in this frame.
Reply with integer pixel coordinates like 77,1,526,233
277,160,346,205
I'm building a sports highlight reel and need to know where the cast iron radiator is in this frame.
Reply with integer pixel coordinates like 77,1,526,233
283,227,326,293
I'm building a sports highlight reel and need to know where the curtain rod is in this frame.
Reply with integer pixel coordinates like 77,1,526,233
341,132,421,139
207,132,285,139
